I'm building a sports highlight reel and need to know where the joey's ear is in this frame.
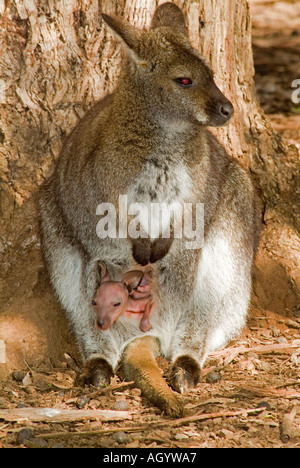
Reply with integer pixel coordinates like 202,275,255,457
151,2,188,36
123,270,143,291
98,261,110,283
101,13,142,55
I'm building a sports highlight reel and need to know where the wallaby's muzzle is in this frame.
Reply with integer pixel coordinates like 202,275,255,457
205,83,234,127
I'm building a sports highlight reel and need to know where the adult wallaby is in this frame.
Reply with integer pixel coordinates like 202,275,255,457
39,2,260,417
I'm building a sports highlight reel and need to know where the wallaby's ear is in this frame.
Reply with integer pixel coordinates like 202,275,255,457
101,13,142,54
151,2,188,36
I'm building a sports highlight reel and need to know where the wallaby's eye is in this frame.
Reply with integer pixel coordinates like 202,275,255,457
113,302,121,307
174,77,194,87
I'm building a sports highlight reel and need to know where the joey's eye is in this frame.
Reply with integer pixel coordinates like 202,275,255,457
91,300,97,306
113,302,121,307
174,77,194,87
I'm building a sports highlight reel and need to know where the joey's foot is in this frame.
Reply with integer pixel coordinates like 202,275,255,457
150,237,173,263
168,355,200,394
132,239,151,266
80,358,114,387
132,237,173,265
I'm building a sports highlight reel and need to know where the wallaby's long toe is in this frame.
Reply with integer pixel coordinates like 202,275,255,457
168,355,201,394
161,394,184,418
121,336,184,418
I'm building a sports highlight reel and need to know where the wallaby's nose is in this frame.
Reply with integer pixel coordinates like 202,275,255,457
219,102,234,120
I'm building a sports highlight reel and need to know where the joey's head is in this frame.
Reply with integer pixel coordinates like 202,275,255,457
101,2,233,128
92,281,128,330
92,262,128,330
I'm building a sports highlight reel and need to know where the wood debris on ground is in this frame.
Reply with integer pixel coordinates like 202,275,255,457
0,308,299,448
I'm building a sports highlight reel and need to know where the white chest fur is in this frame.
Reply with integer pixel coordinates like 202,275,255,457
126,157,193,238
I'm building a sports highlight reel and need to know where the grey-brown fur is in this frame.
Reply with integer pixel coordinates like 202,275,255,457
39,3,260,404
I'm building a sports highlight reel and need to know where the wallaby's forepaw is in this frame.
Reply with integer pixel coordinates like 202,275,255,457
80,358,113,387
168,355,200,394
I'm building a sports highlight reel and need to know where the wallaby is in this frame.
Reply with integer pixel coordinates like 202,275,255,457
92,264,154,333
39,2,260,417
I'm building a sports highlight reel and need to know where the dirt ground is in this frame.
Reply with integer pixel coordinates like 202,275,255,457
0,0,299,449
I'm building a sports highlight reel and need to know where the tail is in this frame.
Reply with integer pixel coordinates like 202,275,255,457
120,336,183,418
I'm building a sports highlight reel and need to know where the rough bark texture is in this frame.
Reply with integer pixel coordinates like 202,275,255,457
0,0,299,377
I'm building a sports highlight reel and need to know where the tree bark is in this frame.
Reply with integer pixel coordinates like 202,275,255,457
0,0,299,376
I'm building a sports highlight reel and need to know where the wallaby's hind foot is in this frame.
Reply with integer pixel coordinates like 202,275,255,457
81,357,114,388
120,336,183,418
168,356,201,394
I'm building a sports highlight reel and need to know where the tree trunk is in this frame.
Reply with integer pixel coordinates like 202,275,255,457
0,0,299,377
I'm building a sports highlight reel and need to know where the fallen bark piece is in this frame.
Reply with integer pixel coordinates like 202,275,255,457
202,343,300,375
209,343,300,368
64,353,82,373
0,407,131,423
281,405,300,443
0,340,6,364
283,319,300,330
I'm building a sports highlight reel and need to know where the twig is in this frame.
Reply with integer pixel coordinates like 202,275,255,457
88,380,135,397
187,397,236,409
237,384,300,399
275,381,300,390
165,407,265,428
37,407,264,440
210,343,299,368
36,424,151,439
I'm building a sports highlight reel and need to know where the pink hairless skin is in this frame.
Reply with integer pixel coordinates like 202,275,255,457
92,265,154,332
